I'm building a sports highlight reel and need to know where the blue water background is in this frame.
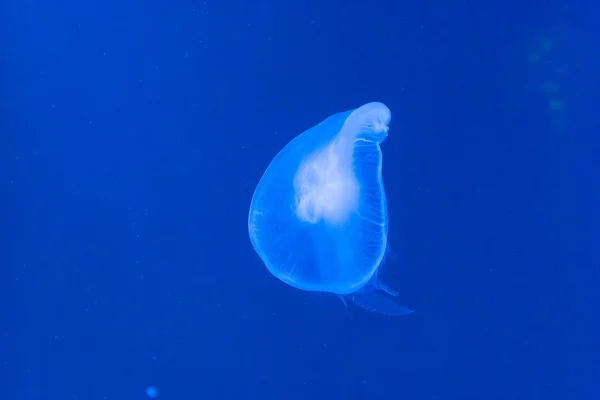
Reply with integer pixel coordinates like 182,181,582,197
2,0,599,399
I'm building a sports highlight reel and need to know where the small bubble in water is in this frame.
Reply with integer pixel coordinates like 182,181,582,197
146,386,158,398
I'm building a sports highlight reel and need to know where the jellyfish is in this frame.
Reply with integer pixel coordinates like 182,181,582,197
248,102,412,316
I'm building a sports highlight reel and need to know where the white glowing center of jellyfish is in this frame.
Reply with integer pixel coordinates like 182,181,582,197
294,142,358,225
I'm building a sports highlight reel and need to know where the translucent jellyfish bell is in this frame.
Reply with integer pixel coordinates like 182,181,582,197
248,102,412,316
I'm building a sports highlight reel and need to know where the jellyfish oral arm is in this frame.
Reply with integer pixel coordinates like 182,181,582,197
293,141,359,225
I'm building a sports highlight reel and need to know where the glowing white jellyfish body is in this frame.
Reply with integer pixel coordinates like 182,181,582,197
248,102,412,316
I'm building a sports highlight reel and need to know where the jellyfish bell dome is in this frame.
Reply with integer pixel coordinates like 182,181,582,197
248,102,412,316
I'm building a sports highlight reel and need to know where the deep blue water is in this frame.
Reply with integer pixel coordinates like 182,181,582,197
2,0,599,399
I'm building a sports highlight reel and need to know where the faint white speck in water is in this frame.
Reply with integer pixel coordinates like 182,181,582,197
549,99,565,111
146,386,158,398
540,38,552,51
529,53,539,63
